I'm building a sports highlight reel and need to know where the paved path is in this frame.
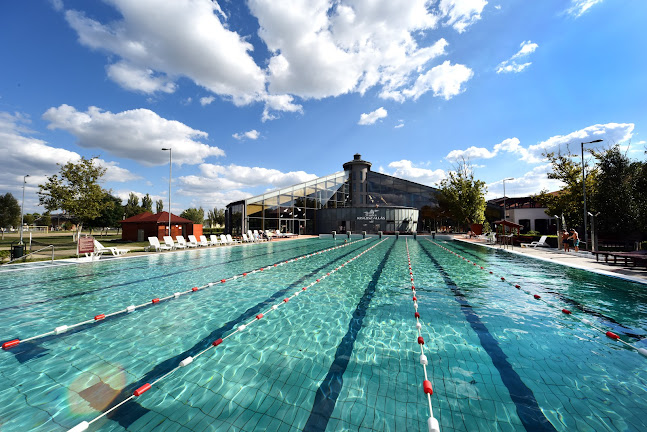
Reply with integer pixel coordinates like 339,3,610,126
452,236,647,285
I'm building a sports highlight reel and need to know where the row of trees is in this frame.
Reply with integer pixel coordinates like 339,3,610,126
536,145,647,239
0,157,226,234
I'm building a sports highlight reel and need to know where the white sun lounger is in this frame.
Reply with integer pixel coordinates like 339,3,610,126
163,236,178,250
94,239,130,256
188,235,201,247
227,234,241,244
149,237,172,252
177,236,196,248
199,235,211,246
210,234,221,246
521,235,549,248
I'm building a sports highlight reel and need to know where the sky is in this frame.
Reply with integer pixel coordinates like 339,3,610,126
1,0,646,215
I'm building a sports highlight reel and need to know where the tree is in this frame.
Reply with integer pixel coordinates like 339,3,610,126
180,207,205,224
0,193,20,230
23,213,36,226
88,194,123,235
124,193,145,218
39,211,52,228
438,159,487,231
156,199,164,214
38,156,108,237
142,193,153,213
535,149,597,231
590,146,638,236
206,207,226,227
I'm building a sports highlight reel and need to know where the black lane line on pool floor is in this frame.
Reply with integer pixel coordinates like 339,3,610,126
303,240,395,432
87,240,377,430
0,241,337,314
3,241,367,364
448,241,646,340
419,242,558,432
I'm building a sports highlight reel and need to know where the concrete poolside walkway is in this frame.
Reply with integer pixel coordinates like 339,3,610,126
450,236,647,285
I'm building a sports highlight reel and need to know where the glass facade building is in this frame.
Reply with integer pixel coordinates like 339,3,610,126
226,154,440,235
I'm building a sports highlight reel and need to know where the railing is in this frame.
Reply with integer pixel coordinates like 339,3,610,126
3,245,55,266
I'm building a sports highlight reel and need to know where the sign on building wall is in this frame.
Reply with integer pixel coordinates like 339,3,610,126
356,209,386,221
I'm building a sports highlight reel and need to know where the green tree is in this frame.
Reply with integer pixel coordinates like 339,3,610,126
39,211,52,228
156,199,164,214
206,207,226,227
38,156,108,237
180,207,205,224
142,193,153,213
535,149,597,231
0,193,21,229
590,146,638,236
124,193,145,218
89,194,123,235
438,159,487,231
23,213,36,226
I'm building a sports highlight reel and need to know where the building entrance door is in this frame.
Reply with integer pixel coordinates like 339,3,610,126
280,219,293,234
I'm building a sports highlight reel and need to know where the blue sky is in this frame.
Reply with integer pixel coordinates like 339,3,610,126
1,0,645,215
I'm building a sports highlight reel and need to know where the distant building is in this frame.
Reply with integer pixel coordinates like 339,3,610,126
225,154,441,235
489,195,556,235
120,211,201,241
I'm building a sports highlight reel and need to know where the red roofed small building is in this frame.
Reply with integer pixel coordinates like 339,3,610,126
120,211,202,241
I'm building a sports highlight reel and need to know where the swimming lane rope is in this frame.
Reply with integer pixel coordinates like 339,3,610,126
426,239,647,359
66,237,389,431
406,239,441,432
2,238,372,351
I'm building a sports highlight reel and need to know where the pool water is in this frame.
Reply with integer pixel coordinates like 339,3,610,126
0,237,646,432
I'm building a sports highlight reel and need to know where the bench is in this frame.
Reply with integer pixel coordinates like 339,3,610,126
592,251,647,267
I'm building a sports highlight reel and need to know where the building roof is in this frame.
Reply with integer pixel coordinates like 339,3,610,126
120,211,193,225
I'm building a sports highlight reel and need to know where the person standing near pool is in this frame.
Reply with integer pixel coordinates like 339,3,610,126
568,229,580,252
562,230,570,252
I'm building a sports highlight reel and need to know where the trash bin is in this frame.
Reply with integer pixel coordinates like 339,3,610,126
378,231,383,239
362,231,366,239
331,230,336,240
11,244,24,260
432,232,436,239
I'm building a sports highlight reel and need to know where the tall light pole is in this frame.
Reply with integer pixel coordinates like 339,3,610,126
581,139,603,250
162,148,172,237
502,178,514,220
19,174,30,245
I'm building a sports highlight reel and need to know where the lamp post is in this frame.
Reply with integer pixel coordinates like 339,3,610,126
581,139,603,250
502,178,514,220
19,175,30,245
162,148,172,237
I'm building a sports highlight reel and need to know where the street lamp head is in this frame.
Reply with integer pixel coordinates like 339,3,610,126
583,139,603,144
161,148,170,151
503,177,514,181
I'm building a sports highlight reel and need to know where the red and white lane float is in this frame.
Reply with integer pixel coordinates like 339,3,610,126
65,238,389,431
425,239,647,359
2,238,372,351
406,240,441,432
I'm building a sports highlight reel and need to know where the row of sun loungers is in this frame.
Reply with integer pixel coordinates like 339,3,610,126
147,231,272,252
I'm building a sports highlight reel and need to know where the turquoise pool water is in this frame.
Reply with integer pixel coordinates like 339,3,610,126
0,237,646,431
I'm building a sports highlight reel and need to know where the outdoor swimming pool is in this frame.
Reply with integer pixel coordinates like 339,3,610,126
0,237,646,431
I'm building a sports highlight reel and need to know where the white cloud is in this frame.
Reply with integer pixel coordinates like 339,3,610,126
200,96,215,106
385,160,446,186
566,0,604,18
64,0,266,104
438,0,488,33
485,164,563,199
43,104,225,166
0,112,139,210
358,107,387,125
497,41,538,74
526,123,634,162
399,60,473,100
395,120,405,129
64,0,475,119
49,0,63,12
447,123,635,165
196,163,317,189
232,130,260,140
